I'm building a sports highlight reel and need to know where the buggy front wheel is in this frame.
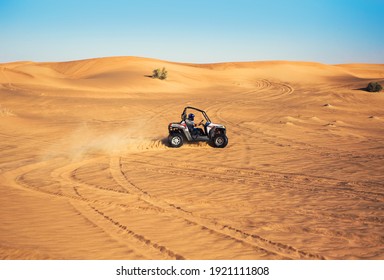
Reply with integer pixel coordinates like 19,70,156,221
212,135,228,148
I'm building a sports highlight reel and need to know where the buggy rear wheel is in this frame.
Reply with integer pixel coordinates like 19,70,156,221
168,133,183,148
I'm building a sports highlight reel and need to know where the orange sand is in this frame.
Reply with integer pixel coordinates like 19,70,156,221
0,57,383,259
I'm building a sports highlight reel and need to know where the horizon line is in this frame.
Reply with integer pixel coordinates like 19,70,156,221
1,55,384,66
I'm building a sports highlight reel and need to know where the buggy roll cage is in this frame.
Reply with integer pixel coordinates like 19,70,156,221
181,106,212,123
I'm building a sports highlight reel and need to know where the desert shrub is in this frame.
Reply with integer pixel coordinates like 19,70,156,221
152,67,167,80
366,82,382,92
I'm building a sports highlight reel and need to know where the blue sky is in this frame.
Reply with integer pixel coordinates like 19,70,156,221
1,0,383,63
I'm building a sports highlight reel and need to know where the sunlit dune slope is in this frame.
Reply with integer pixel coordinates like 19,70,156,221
1,57,383,94
1,57,384,260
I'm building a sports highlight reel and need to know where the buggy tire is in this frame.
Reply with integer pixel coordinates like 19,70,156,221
212,134,228,148
168,133,183,148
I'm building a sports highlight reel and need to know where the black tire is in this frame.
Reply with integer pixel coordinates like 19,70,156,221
168,133,183,148
212,134,228,148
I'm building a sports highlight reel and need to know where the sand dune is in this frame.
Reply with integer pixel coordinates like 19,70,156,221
1,57,384,259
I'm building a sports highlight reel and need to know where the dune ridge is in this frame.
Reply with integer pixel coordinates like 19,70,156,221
2,57,383,91
1,57,384,259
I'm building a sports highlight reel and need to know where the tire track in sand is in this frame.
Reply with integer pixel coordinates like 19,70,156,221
114,155,383,253
108,156,326,259
7,157,186,259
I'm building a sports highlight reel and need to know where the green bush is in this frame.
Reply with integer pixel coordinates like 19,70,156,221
152,67,168,80
366,82,382,92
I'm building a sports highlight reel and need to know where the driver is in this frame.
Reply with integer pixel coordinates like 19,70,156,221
186,113,204,137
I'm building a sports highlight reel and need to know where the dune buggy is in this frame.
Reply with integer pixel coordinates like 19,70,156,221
168,106,228,148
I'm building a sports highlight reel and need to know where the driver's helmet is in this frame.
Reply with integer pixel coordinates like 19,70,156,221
188,113,195,121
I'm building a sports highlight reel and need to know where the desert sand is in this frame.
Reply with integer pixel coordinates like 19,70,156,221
0,57,383,259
